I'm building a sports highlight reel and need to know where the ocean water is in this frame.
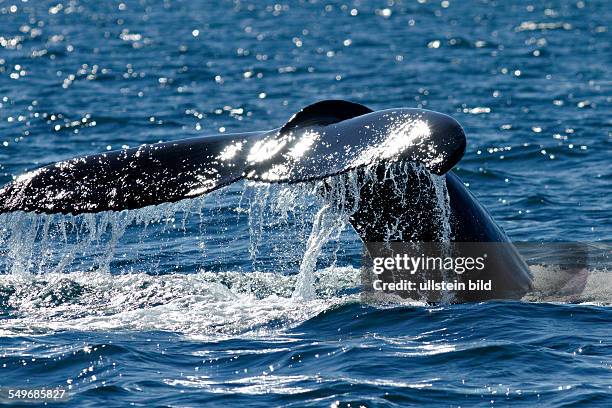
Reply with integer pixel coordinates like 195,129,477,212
0,0,610,406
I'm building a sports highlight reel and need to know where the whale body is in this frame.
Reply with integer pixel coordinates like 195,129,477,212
0,100,532,301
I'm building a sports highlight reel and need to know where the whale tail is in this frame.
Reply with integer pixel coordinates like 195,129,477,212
0,100,465,215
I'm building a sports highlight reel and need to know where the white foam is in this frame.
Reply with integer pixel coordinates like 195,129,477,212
0,267,360,338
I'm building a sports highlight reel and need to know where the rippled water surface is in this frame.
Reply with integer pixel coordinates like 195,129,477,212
0,0,610,406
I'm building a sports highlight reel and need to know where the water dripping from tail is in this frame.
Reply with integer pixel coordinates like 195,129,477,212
290,172,361,300
0,197,210,276
0,160,455,303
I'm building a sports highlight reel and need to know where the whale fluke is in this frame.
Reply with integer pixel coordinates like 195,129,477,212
0,101,465,215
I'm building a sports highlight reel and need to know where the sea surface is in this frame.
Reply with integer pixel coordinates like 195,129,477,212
0,0,610,406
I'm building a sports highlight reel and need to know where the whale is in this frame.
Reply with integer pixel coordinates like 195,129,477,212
0,100,532,301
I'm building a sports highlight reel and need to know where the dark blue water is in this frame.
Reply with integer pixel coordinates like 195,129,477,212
0,0,610,406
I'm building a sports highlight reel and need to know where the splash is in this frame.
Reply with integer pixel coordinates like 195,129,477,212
0,160,458,315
